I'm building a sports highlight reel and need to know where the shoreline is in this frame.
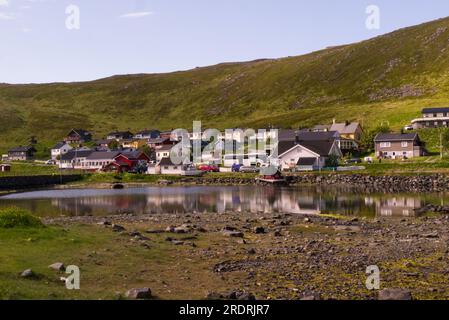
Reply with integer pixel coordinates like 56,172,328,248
4,172,449,193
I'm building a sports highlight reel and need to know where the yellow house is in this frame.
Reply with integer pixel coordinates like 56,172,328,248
120,139,147,149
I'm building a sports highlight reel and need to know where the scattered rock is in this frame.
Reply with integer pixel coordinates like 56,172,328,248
112,224,126,232
378,288,412,300
125,288,152,300
20,269,35,278
254,227,266,234
48,262,65,272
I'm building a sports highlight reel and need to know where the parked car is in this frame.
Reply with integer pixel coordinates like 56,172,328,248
231,164,243,172
198,164,220,172
239,166,260,173
344,158,362,165
45,160,56,165
403,125,414,131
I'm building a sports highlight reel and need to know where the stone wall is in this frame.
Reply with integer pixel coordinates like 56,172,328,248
0,175,83,190
287,174,449,192
178,174,449,192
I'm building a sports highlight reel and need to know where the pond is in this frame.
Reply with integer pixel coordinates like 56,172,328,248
0,185,448,218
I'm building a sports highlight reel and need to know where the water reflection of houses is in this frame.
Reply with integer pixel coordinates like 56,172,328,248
366,197,422,217
36,187,429,218
51,195,149,216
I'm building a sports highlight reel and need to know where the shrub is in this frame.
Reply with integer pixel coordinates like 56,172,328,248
0,207,43,229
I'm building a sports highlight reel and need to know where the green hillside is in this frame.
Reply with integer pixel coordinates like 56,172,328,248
3,17,449,153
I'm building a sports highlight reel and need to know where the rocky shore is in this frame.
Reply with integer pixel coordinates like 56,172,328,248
163,173,449,192
45,210,449,300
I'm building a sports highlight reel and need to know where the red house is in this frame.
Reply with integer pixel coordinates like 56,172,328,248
104,150,151,173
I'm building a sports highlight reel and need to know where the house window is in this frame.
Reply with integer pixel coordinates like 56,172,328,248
401,142,408,148
380,142,391,148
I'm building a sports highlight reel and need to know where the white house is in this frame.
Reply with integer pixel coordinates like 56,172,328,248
158,157,185,175
59,150,93,169
51,142,73,161
275,139,342,171
156,145,174,162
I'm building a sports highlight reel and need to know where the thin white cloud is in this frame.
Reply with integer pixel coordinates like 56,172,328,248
120,11,153,19
0,0,9,7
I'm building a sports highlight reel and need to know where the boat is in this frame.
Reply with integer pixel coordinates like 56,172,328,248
256,170,286,184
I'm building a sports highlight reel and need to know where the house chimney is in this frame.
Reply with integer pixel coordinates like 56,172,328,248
332,119,336,124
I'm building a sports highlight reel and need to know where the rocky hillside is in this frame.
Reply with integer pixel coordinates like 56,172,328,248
2,17,449,151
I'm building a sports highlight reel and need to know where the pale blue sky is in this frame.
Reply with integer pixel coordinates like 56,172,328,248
1,0,449,84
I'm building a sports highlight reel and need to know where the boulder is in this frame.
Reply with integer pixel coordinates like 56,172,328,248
125,288,152,300
21,269,35,278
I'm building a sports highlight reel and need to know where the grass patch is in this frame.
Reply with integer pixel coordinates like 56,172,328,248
0,207,43,229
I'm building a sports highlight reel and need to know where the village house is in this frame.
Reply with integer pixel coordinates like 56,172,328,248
275,139,342,171
155,145,175,161
411,107,449,129
59,150,93,169
64,129,92,145
374,133,425,159
95,139,113,150
148,137,175,150
51,142,73,161
83,151,121,171
157,157,185,175
7,146,37,161
329,121,363,152
134,129,161,140
106,131,134,141
120,139,147,150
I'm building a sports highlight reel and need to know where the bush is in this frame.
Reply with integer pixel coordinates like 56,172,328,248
0,207,43,228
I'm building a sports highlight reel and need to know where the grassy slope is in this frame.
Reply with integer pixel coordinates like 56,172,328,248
3,17,449,152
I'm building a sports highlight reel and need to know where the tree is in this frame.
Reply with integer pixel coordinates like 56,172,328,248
360,125,391,154
325,154,340,168
108,140,119,150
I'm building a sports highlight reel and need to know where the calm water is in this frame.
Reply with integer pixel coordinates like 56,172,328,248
0,186,448,218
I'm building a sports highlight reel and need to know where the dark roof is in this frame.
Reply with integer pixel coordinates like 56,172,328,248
278,129,298,141
69,129,91,137
157,145,174,152
86,151,120,160
297,131,339,141
300,140,335,156
374,133,418,142
159,157,176,166
8,146,36,153
60,150,93,161
52,142,68,149
297,158,317,166
277,141,297,155
135,129,160,135
422,108,449,114
119,150,149,160
148,137,170,144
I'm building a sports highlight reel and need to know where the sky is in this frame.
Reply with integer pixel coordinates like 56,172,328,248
1,0,449,84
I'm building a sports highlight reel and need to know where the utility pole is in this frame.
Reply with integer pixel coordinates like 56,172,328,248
441,132,444,160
